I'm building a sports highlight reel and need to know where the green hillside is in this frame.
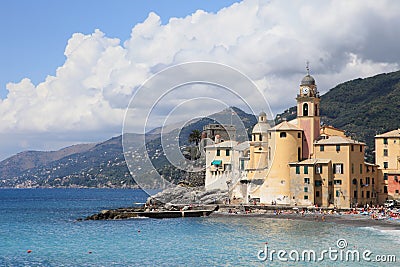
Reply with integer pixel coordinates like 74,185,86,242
279,70,400,160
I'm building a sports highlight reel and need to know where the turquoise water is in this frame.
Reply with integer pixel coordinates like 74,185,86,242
0,189,399,266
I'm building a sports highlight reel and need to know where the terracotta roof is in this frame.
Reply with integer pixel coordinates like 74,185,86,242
271,120,302,131
314,135,364,145
375,128,400,138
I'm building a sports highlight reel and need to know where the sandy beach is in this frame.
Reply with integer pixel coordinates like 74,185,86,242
212,209,400,230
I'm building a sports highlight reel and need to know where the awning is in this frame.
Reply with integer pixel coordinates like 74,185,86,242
211,160,222,165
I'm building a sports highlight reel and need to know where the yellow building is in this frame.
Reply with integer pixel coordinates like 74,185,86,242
206,70,384,208
375,129,400,201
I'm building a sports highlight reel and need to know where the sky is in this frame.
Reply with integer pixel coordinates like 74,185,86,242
1,0,400,161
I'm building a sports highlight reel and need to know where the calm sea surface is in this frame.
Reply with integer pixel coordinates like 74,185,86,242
0,189,399,266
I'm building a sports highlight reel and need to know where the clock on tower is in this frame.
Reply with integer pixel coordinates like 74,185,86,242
296,68,321,160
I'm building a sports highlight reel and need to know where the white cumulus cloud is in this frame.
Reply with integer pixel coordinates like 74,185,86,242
1,0,400,159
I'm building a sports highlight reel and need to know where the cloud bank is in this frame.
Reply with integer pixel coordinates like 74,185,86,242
1,0,400,159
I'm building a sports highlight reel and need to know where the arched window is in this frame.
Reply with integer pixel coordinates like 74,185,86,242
314,104,318,116
303,103,308,116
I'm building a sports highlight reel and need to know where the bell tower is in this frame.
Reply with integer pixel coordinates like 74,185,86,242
296,64,320,159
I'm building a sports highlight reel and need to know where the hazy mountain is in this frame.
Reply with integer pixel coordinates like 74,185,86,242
4,68,400,188
0,108,256,188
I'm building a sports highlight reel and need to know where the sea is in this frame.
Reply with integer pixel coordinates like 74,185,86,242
0,189,399,267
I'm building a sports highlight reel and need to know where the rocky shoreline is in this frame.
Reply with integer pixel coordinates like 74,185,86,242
81,185,400,230
83,185,228,220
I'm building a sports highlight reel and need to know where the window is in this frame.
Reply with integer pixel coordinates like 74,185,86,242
372,178,375,184
216,149,220,156
296,166,300,174
334,179,342,185
383,162,388,169
304,187,308,192
360,178,363,186
336,145,340,152
366,191,370,198
304,178,310,184
360,164,363,174
268,132,271,139
360,145,363,152
298,147,301,162
304,166,309,174
333,163,344,174
280,132,287,138
336,190,340,197
383,138,388,145
351,145,354,151
315,180,322,187
351,163,354,174
384,186,388,193
303,103,308,116
240,159,245,170
352,178,357,185
268,147,271,160
225,149,230,156
366,177,370,185
259,134,262,141
316,191,320,197
384,173,388,180
383,149,388,157
396,190,399,194
354,191,358,198
298,132,301,138
316,165,322,174
320,145,324,152
304,195,308,200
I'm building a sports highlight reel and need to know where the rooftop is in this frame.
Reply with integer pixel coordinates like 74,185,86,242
233,141,250,151
205,140,238,149
271,120,302,131
375,128,400,138
289,159,331,165
314,135,365,145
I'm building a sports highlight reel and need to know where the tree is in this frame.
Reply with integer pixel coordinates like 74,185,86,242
188,130,202,146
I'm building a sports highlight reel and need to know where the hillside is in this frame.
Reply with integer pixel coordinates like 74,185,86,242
278,70,400,160
0,108,256,188
3,69,400,188
0,143,96,179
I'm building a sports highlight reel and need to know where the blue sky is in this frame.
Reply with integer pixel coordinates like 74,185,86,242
0,0,240,98
0,0,399,160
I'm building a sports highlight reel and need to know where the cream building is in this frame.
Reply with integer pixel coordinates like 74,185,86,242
204,140,250,192
375,129,400,201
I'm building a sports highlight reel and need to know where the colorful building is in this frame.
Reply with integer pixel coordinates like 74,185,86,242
375,129,400,201
205,71,386,208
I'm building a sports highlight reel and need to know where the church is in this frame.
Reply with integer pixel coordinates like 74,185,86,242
205,71,385,209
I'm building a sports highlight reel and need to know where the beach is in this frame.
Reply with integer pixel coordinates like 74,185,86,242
213,206,400,230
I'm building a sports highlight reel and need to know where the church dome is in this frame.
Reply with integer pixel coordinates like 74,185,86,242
252,121,270,134
301,74,315,86
259,111,266,117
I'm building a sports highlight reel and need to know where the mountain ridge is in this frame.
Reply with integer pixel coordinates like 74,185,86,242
2,69,400,187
